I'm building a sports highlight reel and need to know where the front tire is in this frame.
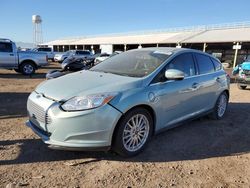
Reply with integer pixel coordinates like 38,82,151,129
112,108,153,157
210,92,229,120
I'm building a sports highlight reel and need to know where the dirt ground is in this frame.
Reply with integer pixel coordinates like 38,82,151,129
0,63,250,188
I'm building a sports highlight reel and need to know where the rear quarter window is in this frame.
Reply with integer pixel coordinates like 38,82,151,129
195,53,215,74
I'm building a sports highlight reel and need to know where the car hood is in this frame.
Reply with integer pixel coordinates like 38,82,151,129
36,70,142,101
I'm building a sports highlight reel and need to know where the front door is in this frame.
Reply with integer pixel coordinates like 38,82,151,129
150,52,201,130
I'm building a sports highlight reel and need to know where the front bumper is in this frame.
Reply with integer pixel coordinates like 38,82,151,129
236,77,250,85
26,92,122,150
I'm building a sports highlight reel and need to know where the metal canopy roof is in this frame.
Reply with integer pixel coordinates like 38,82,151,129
183,28,250,43
44,22,250,46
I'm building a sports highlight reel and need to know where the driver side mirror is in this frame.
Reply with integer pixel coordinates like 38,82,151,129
165,69,184,80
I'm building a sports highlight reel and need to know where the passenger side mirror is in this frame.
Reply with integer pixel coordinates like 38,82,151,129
165,69,184,80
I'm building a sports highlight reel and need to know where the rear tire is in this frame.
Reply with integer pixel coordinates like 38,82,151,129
210,92,228,120
20,62,36,75
112,108,153,157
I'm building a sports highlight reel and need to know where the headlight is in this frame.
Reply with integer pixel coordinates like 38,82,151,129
61,93,117,111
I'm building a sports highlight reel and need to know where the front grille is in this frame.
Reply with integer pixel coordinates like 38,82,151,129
27,99,52,124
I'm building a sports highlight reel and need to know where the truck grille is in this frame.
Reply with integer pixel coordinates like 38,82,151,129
27,99,52,124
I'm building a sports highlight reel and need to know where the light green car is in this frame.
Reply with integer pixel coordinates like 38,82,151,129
26,48,230,157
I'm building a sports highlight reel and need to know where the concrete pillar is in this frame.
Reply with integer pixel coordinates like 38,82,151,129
83,45,85,50
63,45,65,52
75,45,77,49
138,44,142,49
156,44,159,47
203,43,207,52
124,44,127,51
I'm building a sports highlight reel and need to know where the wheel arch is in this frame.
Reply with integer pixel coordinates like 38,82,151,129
223,89,229,99
19,60,38,69
111,104,156,147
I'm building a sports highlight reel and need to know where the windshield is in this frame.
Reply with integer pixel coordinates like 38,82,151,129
91,50,171,77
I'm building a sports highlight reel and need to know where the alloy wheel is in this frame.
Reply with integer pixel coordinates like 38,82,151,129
122,114,150,152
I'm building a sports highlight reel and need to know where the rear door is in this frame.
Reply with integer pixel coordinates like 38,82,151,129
193,53,219,111
0,42,17,68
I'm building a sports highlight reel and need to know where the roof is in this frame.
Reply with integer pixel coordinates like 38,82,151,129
44,22,250,46
184,28,250,43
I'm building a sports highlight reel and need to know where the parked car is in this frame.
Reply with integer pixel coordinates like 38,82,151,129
232,61,250,89
46,55,94,79
0,38,48,75
32,47,55,61
26,48,230,157
54,50,93,63
94,53,110,64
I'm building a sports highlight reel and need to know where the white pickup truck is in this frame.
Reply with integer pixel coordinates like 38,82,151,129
0,38,48,75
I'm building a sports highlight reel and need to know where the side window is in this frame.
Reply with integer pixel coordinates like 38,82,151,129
45,48,52,52
166,53,196,77
195,54,215,74
82,51,90,55
0,42,13,52
211,58,222,71
77,51,89,55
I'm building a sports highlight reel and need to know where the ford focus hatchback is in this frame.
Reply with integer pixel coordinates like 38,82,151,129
26,48,230,157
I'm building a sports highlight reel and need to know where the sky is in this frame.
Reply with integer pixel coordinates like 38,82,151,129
1,0,250,43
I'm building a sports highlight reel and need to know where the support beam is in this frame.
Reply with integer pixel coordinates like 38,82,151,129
233,42,240,68
124,44,127,51
203,43,207,52
91,45,94,54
